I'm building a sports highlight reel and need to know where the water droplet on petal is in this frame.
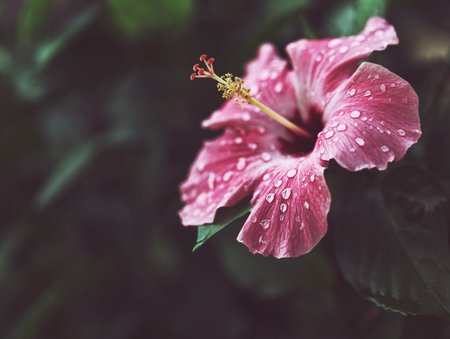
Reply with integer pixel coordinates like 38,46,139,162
280,203,288,213
266,193,275,203
355,137,365,146
236,157,246,170
381,145,390,153
281,188,292,200
242,112,251,121
350,110,361,118
251,216,257,223
397,129,406,136
257,126,266,134
259,69,270,81
349,88,356,96
261,152,272,162
274,82,284,93
287,169,297,178
331,121,339,128
337,124,347,131
234,137,243,144
328,38,342,47
223,171,233,182
364,90,371,97
325,131,334,139
259,219,271,229
309,174,315,182
380,84,386,92
304,201,310,209
207,173,215,189
248,143,258,150
279,215,285,222
339,46,349,54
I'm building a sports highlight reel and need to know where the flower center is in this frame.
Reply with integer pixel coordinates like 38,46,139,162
190,54,313,140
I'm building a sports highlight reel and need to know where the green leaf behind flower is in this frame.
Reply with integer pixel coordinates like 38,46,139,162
334,166,450,318
193,202,251,252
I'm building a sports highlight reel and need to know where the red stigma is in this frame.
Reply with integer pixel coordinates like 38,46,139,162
193,64,199,71
200,54,207,61
198,68,205,75
190,73,196,80
207,58,215,64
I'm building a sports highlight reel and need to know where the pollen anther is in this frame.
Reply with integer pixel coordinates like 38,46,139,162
189,54,313,139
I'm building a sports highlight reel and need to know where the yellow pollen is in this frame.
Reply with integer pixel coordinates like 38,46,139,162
191,55,313,139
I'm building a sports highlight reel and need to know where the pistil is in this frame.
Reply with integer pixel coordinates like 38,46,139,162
191,54,313,139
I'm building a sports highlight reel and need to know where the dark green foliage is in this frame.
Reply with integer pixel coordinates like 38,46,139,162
0,0,450,338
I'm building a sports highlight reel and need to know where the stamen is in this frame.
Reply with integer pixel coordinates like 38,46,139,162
190,54,313,139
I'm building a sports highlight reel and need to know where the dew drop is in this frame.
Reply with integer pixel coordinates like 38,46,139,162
261,152,272,162
350,147,356,153
364,90,371,97
339,46,349,54
223,171,233,182
274,82,284,93
279,215,285,222
361,117,368,121
257,126,266,134
325,131,334,139
328,38,342,47
381,145,390,153
304,201,310,209
309,174,316,182
207,173,215,190
380,84,386,92
331,121,339,128
300,222,305,230
287,169,297,178
350,110,361,118
234,137,243,144
236,157,246,170
259,69,270,81
242,112,251,121
281,188,292,200
349,88,356,96
337,124,347,131
397,129,406,136
266,193,275,203
252,216,257,223
355,137,365,146
329,55,335,62
280,203,288,213
273,180,282,188
248,143,258,150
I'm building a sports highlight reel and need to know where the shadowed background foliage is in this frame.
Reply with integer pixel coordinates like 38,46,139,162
0,0,450,338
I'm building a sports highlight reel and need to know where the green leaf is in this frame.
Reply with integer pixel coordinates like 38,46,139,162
34,6,99,69
193,202,251,252
334,166,450,318
34,144,96,210
218,239,333,298
108,0,193,33
328,0,387,36
354,0,388,31
17,0,52,45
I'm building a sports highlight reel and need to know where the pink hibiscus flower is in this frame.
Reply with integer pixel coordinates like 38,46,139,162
179,17,421,258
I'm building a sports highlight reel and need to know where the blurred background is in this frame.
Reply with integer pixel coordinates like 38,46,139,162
0,0,449,338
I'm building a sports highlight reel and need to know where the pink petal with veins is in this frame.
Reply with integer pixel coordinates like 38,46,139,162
316,62,421,171
287,17,398,123
237,155,330,258
179,126,279,226
202,44,299,141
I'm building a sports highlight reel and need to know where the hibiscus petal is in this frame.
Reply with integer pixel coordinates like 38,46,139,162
286,17,398,123
202,44,298,141
179,126,279,226
237,156,331,258
315,62,421,171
